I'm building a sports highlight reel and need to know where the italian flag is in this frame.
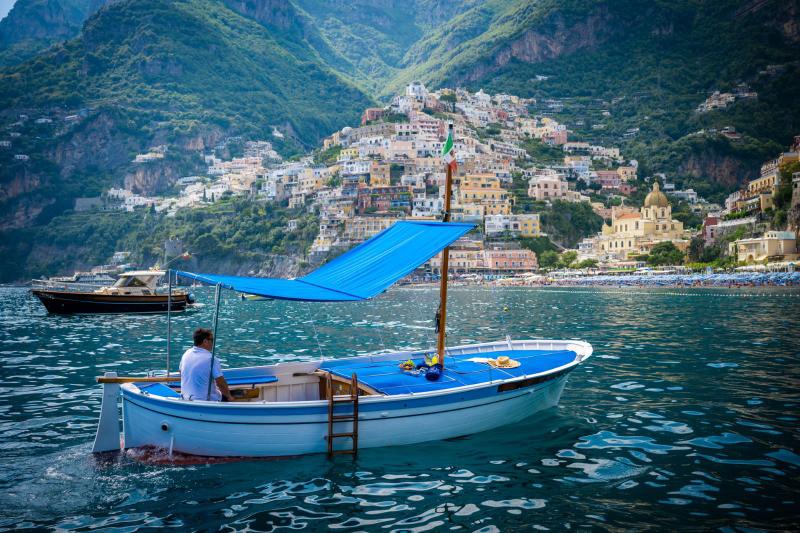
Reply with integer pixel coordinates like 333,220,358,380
441,130,457,172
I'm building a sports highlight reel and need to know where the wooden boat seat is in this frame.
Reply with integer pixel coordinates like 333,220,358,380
320,349,578,396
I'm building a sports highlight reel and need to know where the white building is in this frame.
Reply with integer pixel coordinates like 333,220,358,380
406,81,428,101
670,189,699,204
484,214,542,237
412,195,444,218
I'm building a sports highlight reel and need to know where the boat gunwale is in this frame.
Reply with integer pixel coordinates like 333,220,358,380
120,338,593,410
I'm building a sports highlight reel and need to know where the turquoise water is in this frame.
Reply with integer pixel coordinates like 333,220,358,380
1,286,798,531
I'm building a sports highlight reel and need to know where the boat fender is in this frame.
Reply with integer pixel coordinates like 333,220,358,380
160,421,171,432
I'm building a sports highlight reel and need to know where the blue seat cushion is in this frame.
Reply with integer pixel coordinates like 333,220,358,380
138,382,181,398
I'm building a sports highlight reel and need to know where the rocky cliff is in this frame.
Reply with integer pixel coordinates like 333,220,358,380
678,152,758,189
0,0,108,65
46,111,139,179
461,7,614,83
223,0,296,30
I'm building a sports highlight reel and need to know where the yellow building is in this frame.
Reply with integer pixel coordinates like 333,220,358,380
454,173,512,216
342,216,400,242
593,182,688,260
734,142,799,213
485,214,542,237
518,215,541,237
370,161,391,187
728,231,798,262
323,131,341,149
298,167,328,194
617,166,637,182
337,147,359,162
746,173,780,197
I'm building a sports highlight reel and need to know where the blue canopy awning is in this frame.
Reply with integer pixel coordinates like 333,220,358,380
176,220,474,301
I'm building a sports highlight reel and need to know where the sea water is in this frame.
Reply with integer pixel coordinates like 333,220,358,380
0,286,798,531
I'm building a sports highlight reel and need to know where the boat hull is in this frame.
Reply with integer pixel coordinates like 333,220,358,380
121,368,572,457
32,289,190,314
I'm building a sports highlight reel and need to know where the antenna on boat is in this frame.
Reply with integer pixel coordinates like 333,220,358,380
207,283,222,400
436,122,456,369
166,269,173,378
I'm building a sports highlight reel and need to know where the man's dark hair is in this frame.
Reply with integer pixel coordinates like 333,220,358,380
193,328,213,346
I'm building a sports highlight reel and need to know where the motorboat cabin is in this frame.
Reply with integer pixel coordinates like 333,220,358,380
97,270,166,296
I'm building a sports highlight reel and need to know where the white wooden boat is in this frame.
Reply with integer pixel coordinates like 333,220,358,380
95,339,591,457
92,126,594,458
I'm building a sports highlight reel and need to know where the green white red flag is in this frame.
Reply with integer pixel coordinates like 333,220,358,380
441,130,457,172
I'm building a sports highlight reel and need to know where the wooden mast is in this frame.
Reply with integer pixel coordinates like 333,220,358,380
436,123,455,368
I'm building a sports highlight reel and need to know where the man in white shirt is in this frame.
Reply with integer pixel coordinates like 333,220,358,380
179,328,233,401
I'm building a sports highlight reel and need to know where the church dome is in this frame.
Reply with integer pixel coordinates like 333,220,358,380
644,182,669,208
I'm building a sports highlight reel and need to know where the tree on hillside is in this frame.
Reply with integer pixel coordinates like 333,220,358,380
539,200,603,247
439,92,456,112
688,236,705,263
560,250,578,268
539,250,560,269
646,241,684,266
519,236,557,257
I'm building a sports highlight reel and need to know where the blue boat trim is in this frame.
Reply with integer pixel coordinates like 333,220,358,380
123,372,570,426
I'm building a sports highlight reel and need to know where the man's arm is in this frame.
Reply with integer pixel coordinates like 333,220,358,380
215,376,233,401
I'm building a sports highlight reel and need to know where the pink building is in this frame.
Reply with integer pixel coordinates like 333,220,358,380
411,116,445,137
595,170,621,190
361,108,385,125
543,130,568,146
528,172,568,201
483,248,538,271
703,215,719,243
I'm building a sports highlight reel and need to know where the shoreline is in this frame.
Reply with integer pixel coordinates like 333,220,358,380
402,271,800,290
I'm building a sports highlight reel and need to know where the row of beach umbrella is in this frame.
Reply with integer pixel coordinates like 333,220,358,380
549,271,800,287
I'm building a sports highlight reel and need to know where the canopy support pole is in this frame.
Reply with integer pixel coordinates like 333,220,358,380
166,269,172,378
207,283,222,400
436,124,455,369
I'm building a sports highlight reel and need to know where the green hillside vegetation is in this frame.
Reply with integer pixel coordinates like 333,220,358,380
0,197,318,281
294,0,486,94
0,0,373,146
292,0,424,94
477,0,799,189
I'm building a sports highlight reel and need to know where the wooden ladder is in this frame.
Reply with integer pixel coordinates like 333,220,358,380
326,372,359,458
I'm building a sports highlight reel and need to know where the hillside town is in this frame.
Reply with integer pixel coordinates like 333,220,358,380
60,82,800,276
